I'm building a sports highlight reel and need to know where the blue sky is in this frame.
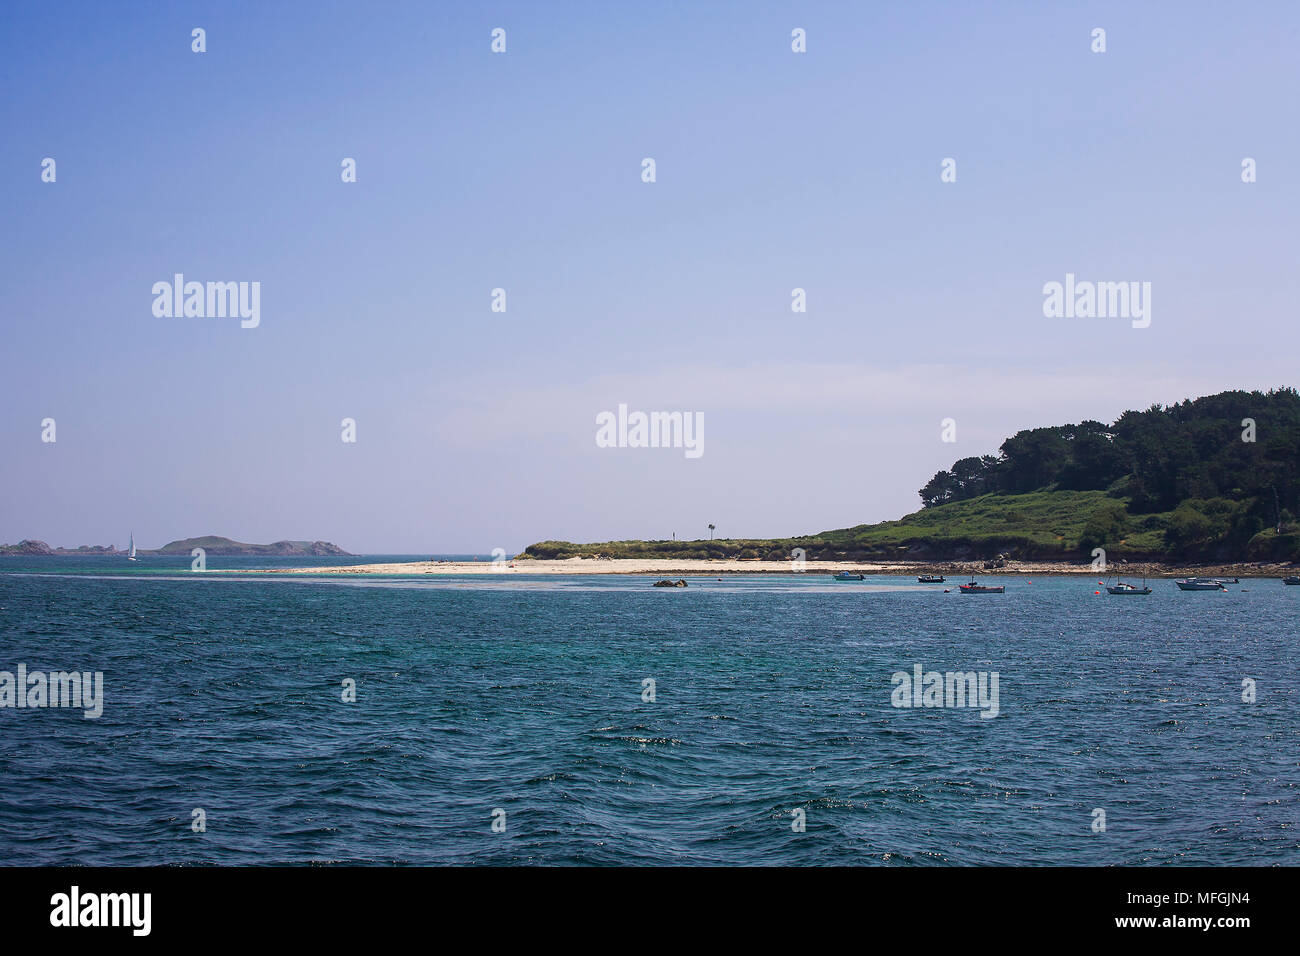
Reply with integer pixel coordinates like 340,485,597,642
2,1,1298,552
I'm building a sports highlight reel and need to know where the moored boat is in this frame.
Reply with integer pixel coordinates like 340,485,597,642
1106,581,1152,595
918,574,945,583
1175,578,1226,591
959,580,1004,594
1283,576,1300,585
833,571,864,581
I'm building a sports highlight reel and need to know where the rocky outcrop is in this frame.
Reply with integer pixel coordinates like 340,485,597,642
0,540,55,555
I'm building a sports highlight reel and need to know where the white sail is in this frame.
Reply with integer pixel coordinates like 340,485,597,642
128,533,136,559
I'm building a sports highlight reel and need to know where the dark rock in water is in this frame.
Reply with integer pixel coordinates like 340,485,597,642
653,579,688,588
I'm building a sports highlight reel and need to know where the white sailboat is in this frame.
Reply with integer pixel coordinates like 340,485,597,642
127,533,138,561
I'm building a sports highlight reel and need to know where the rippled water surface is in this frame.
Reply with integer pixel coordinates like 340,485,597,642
1,556,1296,865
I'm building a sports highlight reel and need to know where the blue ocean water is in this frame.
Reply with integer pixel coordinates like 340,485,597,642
1,557,1296,865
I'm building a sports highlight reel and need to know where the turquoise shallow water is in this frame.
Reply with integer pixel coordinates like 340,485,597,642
1,557,1296,865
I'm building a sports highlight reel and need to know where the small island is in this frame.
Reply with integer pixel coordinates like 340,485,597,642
522,387,1300,569
250,388,1300,578
0,541,123,555
0,536,350,557
147,536,350,557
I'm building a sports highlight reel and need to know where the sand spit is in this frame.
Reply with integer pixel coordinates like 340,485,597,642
230,557,1298,578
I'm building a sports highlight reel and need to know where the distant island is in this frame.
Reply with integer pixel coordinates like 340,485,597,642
524,388,1300,566
148,536,350,556
0,536,350,557
0,541,123,556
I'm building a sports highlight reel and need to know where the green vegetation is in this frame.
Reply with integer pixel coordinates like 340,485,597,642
524,388,1300,563
918,389,1300,518
526,490,1168,562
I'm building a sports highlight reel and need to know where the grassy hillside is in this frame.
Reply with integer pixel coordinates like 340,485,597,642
525,490,1298,563
526,491,1142,561
820,490,1168,556
524,388,1300,563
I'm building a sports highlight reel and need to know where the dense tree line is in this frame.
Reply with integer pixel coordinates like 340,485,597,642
919,389,1300,548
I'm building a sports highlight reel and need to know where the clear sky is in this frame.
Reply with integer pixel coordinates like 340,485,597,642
2,1,1298,553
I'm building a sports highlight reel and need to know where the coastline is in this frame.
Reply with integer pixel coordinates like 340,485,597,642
236,557,1300,577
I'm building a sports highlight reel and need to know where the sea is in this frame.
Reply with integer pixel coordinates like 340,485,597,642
1,555,1296,866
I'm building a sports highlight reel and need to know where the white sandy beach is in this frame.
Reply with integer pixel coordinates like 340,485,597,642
237,557,1296,577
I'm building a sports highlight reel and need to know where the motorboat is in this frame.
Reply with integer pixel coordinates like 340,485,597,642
1106,581,1152,595
1175,578,1226,591
959,581,1004,594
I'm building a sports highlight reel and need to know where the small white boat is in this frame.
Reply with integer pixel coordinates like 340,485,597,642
1107,579,1152,595
1175,577,1224,591
127,533,138,561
